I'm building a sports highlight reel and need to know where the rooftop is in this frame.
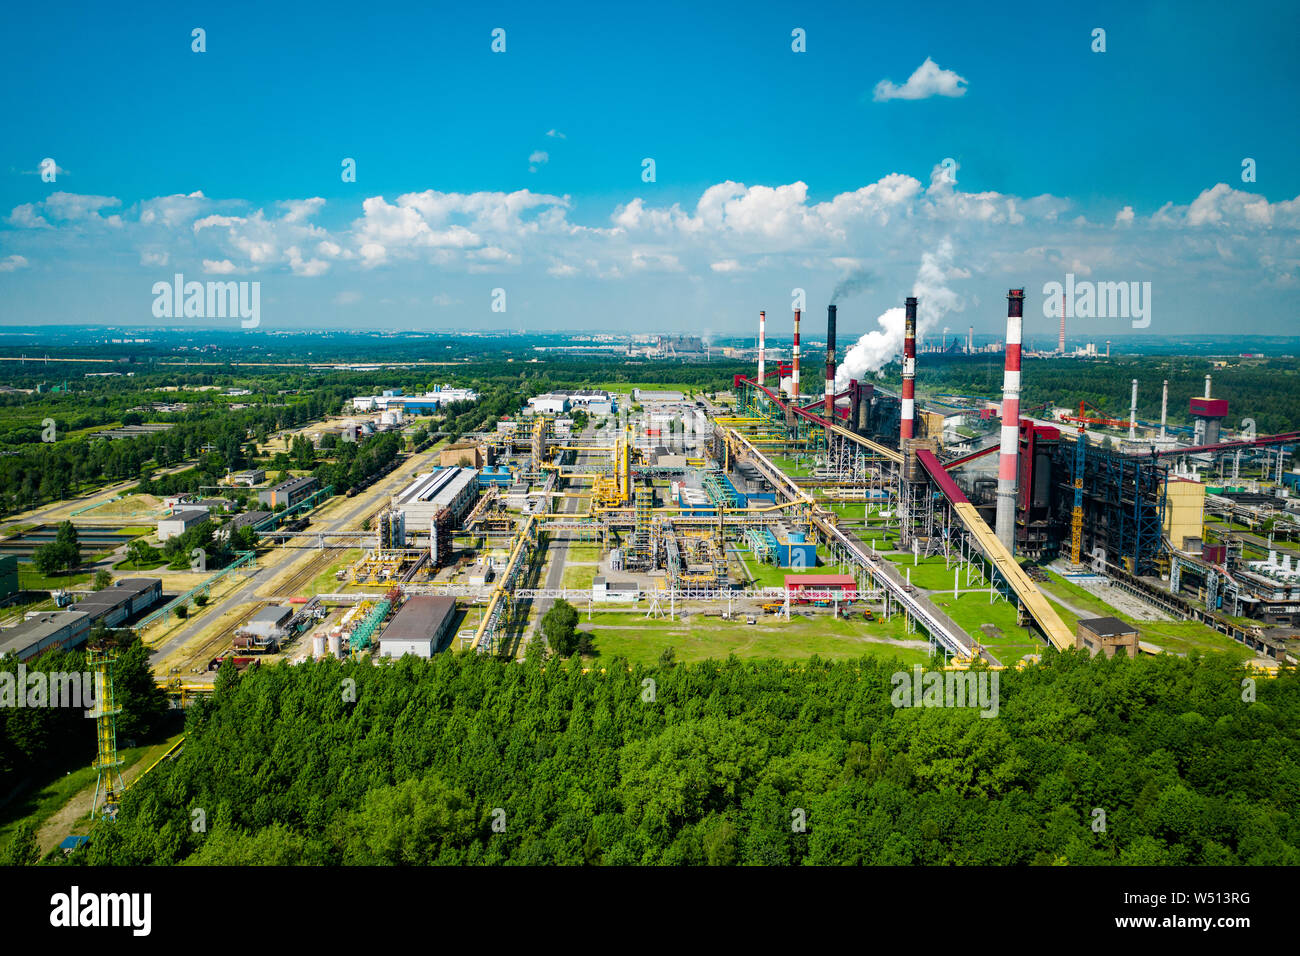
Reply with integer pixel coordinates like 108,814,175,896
382,596,456,643
1078,616,1138,638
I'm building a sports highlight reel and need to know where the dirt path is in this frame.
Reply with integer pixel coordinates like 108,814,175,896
35,747,164,855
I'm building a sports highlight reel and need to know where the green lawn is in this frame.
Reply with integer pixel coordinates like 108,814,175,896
746,563,842,589
885,553,990,592
17,567,93,591
768,454,815,478
560,563,596,590
113,556,167,571
581,612,930,666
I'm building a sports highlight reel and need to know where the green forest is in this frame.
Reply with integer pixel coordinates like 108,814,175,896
63,649,1299,866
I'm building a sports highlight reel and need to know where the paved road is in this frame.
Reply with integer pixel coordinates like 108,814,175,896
525,426,594,652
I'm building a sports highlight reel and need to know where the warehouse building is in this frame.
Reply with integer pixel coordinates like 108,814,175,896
439,441,484,469
158,509,208,541
0,611,91,662
526,393,570,415
226,468,266,487
74,578,163,628
1075,617,1140,658
392,468,479,525
783,574,857,599
379,596,457,658
259,475,319,509
222,510,272,537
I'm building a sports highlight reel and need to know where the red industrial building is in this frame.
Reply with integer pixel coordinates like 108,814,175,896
783,574,857,601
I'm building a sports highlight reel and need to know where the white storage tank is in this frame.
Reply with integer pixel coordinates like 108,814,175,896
327,632,343,658
312,634,326,658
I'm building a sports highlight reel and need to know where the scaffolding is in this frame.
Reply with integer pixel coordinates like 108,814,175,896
1060,445,1168,577
88,645,125,820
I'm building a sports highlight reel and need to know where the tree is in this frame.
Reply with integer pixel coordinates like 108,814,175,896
93,569,112,590
541,600,580,656
2,822,39,866
31,542,64,576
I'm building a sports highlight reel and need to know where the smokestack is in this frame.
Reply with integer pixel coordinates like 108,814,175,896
1205,374,1212,399
1160,379,1168,440
824,305,837,420
900,297,917,441
1106,340,1111,358
1058,293,1066,353
757,311,766,385
849,380,860,434
1129,379,1138,440
995,289,1023,552
791,309,801,399
967,325,973,354
858,382,873,433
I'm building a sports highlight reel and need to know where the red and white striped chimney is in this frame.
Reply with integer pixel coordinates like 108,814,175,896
995,289,1023,551
757,310,766,385
791,308,801,399
900,297,917,441
824,304,837,420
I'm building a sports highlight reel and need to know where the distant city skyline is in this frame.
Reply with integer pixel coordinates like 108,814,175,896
2,0,1297,337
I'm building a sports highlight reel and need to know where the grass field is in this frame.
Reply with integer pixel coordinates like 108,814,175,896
17,567,92,591
1038,572,1254,658
561,563,596,590
0,730,183,861
768,454,815,478
579,611,931,666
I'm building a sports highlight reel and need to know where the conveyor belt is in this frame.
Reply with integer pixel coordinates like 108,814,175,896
915,449,1074,652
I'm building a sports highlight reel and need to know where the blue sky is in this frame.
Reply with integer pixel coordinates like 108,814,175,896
1,0,1297,341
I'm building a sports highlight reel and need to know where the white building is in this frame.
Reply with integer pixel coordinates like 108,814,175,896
527,393,570,415
157,510,207,541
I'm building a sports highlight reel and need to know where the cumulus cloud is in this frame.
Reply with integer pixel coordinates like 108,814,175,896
528,150,549,173
0,254,29,272
873,57,968,102
202,259,237,274
546,129,566,139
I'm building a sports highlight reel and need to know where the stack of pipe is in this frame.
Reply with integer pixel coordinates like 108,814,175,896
824,305,837,420
900,297,917,441
791,309,801,399
994,289,1023,551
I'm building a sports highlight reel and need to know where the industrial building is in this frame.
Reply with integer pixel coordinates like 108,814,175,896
784,574,857,599
242,606,293,641
73,578,163,629
439,441,484,469
226,468,266,487
379,596,457,658
0,611,91,662
158,510,208,541
222,510,272,536
592,577,639,602
351,386,478,415
0,577,162,661
259,476,319,509
526,393,571,415
392,468,479,526
1075,617,1140,658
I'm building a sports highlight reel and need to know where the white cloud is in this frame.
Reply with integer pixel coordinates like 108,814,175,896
873,57,968,102
202,259,237,274
710,259,743,273
528,150,549,173
1115,206,1135,226
546,129,566,139
0,255,29,272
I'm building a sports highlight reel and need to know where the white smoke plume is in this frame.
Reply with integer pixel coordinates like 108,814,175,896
834,238,964,389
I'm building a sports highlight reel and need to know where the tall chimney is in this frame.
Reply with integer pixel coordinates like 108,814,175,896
1106,340,1111,358
849,380,861,433
1129,379,1138,440
1160,379,1168,440
900,297,917,441
967,325,973,354
995,289,1023,552
791,309,801,399
1205,374,1212,399
858,382,873,433
1058,293,1066,354
757,311,766,386
824,305,837,420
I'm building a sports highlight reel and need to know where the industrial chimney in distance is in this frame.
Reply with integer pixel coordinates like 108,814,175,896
900,297,917,441
995,289,1024,552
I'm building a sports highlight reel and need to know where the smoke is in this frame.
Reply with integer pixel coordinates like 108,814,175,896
834,238,964,389
830,268,876,305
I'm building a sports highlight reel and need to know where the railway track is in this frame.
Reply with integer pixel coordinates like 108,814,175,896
175,601,270,675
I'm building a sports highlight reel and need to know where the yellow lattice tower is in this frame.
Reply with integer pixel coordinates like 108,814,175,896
87,644,125,820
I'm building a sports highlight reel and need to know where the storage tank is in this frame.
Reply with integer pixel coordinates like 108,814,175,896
312,634,326,658
327,632,342,658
